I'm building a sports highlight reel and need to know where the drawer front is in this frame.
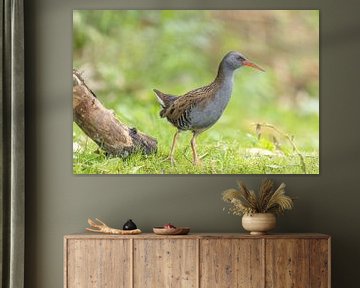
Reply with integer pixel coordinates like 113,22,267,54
265,239,329,288
200,239,264,288
65,239,131,288
133,239,198,288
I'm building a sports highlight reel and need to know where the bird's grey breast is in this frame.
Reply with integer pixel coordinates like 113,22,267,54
189,78,233,130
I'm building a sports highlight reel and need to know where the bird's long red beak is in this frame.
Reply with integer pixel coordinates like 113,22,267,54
243,60,265,72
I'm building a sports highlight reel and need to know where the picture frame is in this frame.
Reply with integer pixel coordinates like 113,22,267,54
73,10,319,175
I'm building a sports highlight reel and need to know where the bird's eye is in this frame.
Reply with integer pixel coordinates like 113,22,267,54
237,55,244,61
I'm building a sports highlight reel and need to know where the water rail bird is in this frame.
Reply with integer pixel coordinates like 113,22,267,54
154,51,264,165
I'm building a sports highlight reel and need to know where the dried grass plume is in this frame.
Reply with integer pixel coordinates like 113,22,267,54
222,179,294,216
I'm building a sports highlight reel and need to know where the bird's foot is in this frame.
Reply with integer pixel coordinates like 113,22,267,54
192,153,208,165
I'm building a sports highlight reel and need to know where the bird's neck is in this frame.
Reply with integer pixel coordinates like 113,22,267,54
215,61,235,85
211,61,235,108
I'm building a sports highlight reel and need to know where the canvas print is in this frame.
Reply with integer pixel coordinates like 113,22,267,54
73,10,319,174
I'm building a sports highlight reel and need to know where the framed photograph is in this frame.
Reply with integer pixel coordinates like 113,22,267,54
73,10,319,175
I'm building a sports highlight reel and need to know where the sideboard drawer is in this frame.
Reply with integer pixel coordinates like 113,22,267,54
200,239,263,288
134,239,198,288
66,239,131,288
265,238,329,288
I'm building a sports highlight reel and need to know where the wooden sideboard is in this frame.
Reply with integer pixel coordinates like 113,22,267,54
64,233,330,288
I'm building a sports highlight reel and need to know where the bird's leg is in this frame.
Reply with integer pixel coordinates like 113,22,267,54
190,132,201,165
168,130,180,165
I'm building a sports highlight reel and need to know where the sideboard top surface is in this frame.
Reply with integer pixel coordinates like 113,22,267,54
64,232,330,240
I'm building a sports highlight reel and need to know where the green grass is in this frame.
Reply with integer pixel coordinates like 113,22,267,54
73,98,319,174
73,134,318,174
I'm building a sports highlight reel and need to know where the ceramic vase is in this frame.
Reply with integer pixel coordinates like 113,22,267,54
242,213,276,235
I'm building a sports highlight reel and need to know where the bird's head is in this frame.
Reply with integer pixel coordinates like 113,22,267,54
222,51,265,72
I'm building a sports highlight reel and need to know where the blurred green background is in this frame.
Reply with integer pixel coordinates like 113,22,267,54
73,10,319,174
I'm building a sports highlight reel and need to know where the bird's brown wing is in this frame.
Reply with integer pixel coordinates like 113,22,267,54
163,82,220,121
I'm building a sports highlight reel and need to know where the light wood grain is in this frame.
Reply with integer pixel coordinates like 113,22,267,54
66,239,131,288
265,239,310,287
64,233,331,288
133,239,198,288
65,233,330,240
200,239,264,288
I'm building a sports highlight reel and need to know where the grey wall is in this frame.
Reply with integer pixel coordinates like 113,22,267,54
25,0,360,287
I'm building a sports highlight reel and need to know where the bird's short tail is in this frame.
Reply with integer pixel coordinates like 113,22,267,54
153,89,178,107
153,89,166,108
153,89,178,118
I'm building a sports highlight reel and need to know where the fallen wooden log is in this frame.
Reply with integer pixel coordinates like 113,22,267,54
73,69,157,157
